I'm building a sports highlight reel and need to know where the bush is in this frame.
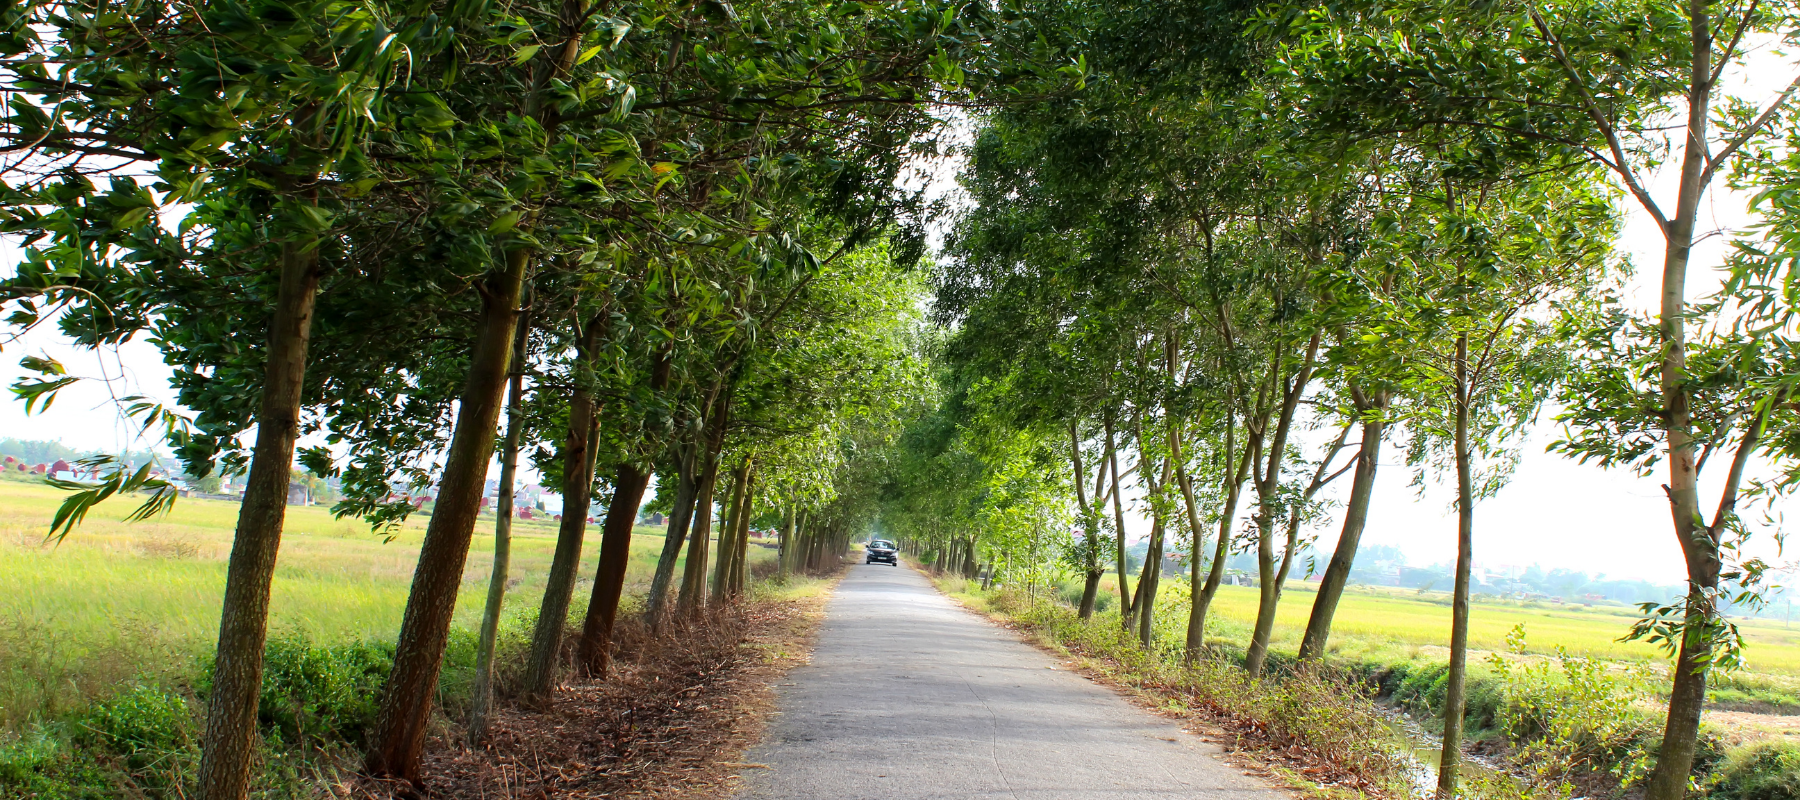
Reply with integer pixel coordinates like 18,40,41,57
253,636,391,746
73,684,197,794
1709,743,1800,800
0,728,113,800
0,729,59,786
1482,626,1662,792
75,685,192,757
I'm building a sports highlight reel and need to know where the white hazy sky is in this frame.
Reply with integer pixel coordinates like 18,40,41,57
4,46,1798,585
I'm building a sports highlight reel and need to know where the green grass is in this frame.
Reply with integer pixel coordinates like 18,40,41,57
0,480,767,730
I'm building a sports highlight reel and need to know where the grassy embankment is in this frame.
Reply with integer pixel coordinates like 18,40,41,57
0,478,784,798
983,573,1800,798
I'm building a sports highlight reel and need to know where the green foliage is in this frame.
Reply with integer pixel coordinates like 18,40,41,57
1709,743,1800,800
72,685,197,793
1486,625,1660,791
251,637,392,746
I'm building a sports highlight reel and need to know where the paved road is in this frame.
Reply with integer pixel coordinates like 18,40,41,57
736,563,1290,800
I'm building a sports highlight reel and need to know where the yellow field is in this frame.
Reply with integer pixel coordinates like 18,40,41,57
1193,582,1800,673
0,480,760,727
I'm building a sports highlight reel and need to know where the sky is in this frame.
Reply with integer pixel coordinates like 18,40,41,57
3,48,1798,587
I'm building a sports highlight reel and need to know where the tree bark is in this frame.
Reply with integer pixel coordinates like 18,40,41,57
1069,419,1104,620
367,247,529,781
728,468,756,595
1245,331,1320,677
713,459,751,601
643,446,701,626
778,503,796,578
680,455,721,614
1184,415,1247,663
1135,422,1171,648
1645,5,1718,793
1104,414,1132,629
467,308,530,744
573,348,673,678
1136,518,1164,647
1299,407,1386,662
195,238,321,800
574,462,653,678
520,332,603,704
1438,333,1475,798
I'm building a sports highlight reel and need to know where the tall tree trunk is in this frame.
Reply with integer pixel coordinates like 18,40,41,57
778,504,797,578
467,309,530,744
1646,9,1718,793
678,459,719,616
574,462,653,677
1069,419,1103,620
1245,332,1320,677
1184,416,1247,663
643,446,701,626
713,459,750,601
520,332,603,704
1136,518,1164,647
1104,414,1132,629
1438,334,1475,798
368,248,529,781
1299,405,1386,662
573,346,673,678
728,467,756,595
1134,422,1171,648
195,239,321,800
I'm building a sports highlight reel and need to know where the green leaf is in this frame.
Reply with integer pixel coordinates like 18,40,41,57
488,210,522,234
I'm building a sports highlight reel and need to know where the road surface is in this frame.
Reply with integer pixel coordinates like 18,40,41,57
735,562,1290,800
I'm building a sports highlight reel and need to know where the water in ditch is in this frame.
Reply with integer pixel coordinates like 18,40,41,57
1383,709,1505,798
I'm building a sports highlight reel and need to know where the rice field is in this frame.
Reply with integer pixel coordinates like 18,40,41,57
1197,581,1800,674
0,480,761,729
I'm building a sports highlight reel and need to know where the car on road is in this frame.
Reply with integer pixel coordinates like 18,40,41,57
865,539,898,566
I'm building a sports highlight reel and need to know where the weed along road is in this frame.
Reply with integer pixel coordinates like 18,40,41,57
736,563,1289,800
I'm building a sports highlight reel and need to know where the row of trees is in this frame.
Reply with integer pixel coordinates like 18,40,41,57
0,0,1078,797
879,0,1800,797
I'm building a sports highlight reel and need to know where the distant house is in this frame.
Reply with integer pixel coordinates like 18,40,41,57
287,482,313,505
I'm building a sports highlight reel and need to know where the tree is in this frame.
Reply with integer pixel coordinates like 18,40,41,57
1386,166,1615,795
1262,0,1800,786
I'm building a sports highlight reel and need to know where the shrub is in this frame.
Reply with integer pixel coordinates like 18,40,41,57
0,729,58,786
0,728,113,800
1709,742,1800,800
1486,625,1661,791
253,636,391,746
73,684,197,793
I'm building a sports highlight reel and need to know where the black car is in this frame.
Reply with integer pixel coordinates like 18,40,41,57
865,539,898,566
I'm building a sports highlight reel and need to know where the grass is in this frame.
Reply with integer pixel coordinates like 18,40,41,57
0,480,770,731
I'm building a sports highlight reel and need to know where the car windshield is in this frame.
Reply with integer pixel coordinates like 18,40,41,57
869,540,894,549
